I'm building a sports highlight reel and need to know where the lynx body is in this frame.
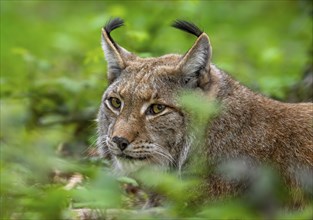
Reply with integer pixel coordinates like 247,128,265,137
97,18,313,197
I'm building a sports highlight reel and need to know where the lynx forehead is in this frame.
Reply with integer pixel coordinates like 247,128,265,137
97,18,313,198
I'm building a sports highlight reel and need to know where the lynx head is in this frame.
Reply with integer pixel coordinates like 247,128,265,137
97,18,213,174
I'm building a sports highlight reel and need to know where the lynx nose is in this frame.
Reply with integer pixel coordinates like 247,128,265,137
112,136,130,151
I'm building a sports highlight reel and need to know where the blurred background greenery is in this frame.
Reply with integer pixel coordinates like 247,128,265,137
1,0,312,219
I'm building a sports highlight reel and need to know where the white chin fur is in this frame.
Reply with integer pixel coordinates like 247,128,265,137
112,156,168,176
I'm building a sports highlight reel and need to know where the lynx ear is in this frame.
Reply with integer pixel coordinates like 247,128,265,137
101,18,136,82
177,33,212,89
172,20,212,89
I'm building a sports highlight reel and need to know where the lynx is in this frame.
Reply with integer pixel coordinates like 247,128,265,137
97,18,313,199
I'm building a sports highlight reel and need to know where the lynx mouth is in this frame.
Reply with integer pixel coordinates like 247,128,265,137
117,154,150,161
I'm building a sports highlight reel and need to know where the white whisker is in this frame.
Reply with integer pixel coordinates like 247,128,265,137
150,144,176,167
153,149,175,166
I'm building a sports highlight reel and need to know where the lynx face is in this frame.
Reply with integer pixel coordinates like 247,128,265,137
98,57,189,173
97,18,212,174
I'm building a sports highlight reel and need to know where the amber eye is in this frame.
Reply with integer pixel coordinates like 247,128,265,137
109,97,121,109
147,104,166,115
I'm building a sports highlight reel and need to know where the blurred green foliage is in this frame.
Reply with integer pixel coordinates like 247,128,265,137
1,0,312,219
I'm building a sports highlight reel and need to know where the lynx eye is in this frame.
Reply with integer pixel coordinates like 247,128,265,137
147,104,166,115
108,97,121,110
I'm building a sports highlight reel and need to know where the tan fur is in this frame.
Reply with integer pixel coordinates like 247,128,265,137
97,20,313,202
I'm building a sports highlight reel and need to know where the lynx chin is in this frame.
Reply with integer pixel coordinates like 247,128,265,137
97,18,313,196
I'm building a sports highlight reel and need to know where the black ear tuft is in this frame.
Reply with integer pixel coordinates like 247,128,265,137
171,19,203,37
103,18,124,47
104,17,124,34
